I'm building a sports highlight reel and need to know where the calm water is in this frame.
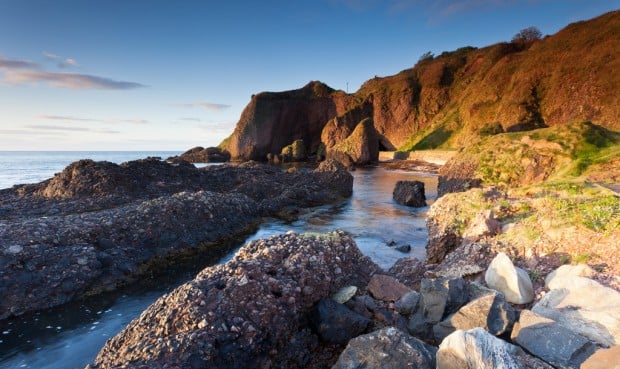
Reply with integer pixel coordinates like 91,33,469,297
0,153,437,369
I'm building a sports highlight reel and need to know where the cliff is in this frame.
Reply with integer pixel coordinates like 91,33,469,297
221,10,620,161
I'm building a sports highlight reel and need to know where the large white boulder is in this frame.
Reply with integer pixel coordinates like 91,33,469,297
485,252,534,304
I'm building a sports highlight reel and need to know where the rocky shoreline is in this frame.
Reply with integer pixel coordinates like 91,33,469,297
0,158,353,320
87,228,620,369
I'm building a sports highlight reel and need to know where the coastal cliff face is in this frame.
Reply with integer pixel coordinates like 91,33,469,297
221,10,620,161
224,81,352,161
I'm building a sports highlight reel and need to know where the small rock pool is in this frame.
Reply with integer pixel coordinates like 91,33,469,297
0,166,437,369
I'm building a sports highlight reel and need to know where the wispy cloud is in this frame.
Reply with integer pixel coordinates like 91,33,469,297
25,124,91,132
24,124,120,134
0,56,39,70
37,114,101,122
120,119,148,124
179,117,202,122
4,70,145,90
0,54,144,90
37,115,148,124
176,102,231,111
43,51,80,68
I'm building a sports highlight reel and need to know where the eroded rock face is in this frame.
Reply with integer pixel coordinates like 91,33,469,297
224,81,351,161
333,327,437,369
0,159,354,320
327,118,380,165
87,231,379,369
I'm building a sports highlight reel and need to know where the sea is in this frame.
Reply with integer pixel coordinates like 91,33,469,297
0,151,181,190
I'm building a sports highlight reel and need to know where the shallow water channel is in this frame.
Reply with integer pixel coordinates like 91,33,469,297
0,166,437,369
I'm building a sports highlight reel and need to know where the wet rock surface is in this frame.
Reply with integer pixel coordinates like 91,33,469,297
0,158,354,320
87,231,378,369
392,180,426,207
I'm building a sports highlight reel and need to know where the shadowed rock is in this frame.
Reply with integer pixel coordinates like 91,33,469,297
393,180,426,207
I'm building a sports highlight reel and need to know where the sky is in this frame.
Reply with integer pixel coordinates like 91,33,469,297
0,0,617,151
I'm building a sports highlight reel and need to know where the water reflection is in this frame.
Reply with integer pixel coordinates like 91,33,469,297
245,166,437,269
0,166,437,369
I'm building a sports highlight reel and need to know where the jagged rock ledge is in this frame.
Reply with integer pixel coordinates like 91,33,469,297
0,158,353,320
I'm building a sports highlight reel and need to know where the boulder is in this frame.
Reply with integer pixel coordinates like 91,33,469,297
544,264,596,287
533,275,620,347
313,159,354,198
394,291,420,316
393,180,427,207
333,327,436,369
367,274,412,302
280,139,307,162
511,310,597,369
388,257,425,289
88,231,379,369
433,291,516,342
485,252,534,304
581,346,620,369
332,286,358,304
408,277,469,340
437,328,553,369
310,298,371,345
327,118,380,165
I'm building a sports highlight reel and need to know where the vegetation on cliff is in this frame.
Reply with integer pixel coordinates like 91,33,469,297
429,121,619,277
220,10,619,162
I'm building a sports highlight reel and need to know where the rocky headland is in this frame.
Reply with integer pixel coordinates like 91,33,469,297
218,10,619,168
0,158,353,319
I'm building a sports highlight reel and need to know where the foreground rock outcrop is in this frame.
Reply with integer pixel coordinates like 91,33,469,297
0,159,353,320
87,231,378,369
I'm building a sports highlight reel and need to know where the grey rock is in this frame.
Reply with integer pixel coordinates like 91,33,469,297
511,310,597,369
393,180,426,207
437,327,553,369
311,298,371,345
533,275,620,347
485,252,534,304
332,286,358,304
395,290,420,316
433,291,516,342
333,327,436,369
394,244,411,253
408,277,469,340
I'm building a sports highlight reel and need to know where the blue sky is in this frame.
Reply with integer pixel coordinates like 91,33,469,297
0,0,617,151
